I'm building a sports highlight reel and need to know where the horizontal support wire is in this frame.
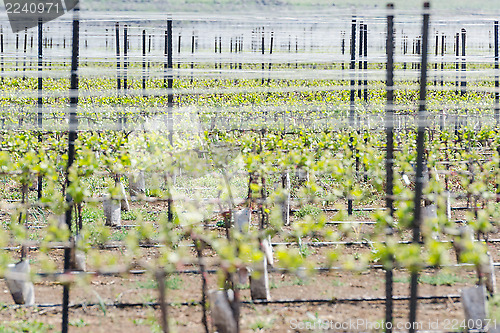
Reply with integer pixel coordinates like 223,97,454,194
3,294,461,311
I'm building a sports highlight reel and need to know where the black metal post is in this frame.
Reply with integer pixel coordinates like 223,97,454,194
495,21,499,124
363,24,368,103
115,22,121,91
461,28,466,96
261,28,265,85
355,21,363,177
363,23,369,183
267,32,274,85
349,19,356,127
29,33,32,71
270,32,273,54
403,35,407,70
261,27,265,54
15,33,18,72
385,6,395,332
123,25,128,91
434,33,438,86
191,32,194,82
455,32,459,93
143,30,146,97
167,20,173,145
177,33,181,69
455,32,460,137
441,34,445,87
295,36,299,68
167,19,173,224
214,36,217,69
495,21,500,201
239,35,242,70
62,5,80,333
416,37,421,70
1,27,4,80
122,25,128,128
341,32,345,70
37,19,43,199
348,18,356,216
165,31,168,86
358,22,363,99
22,28,27,76
409,3,430,332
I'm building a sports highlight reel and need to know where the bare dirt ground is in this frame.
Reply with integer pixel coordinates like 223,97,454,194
0,267,475,332
0,198,497,332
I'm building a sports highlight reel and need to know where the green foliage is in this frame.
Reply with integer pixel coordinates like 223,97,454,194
0,321,54,333
136,276,184,290
248,317,275,331
394,272,469,286
489,295,500,321
69,319,88,328
0,57,500,323
294,204,322,219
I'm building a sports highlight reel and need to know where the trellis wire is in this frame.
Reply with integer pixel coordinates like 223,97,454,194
1,4,500,332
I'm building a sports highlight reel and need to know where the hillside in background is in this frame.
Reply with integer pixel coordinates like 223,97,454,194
81,0,500,12
81,0,500,13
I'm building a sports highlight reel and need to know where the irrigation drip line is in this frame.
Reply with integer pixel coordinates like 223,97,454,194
8,294,461,311
6,236,500,252
21,218,475,230
289,206,471,212
32,262,488,280
0,180,488,210
0,196,248,209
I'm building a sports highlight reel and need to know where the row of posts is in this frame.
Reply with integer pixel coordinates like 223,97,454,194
3,5,500,333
